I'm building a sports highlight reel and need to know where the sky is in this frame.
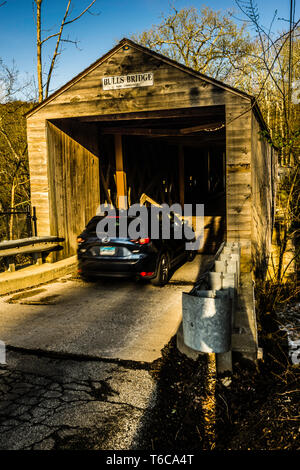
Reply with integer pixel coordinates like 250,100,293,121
0,0,299,98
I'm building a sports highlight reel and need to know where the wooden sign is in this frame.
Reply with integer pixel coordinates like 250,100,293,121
102,72,154,90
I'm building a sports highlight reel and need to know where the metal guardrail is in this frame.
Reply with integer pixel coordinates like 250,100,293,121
182,242,241,357
0,206,37,241
0,236,65,272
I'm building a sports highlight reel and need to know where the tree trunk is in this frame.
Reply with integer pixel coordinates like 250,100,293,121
36,0,43,102
9,179,15,240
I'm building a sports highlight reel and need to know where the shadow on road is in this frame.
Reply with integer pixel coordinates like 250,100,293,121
131,336,217,451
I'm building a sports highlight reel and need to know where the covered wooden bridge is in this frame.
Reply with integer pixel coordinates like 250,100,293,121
26,38,277,274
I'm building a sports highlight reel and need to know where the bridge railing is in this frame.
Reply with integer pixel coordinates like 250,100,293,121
0,236,65,273
0,206,37,242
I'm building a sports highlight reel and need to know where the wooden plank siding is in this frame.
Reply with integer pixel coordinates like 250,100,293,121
26,43,232,241
251,113,276,277
27,120,50,236
46,121,100,259
225,96,252,271
27,50,229,122
26,39,275,272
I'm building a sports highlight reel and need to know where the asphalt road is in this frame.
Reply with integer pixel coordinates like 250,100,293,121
0,255,211,450
0,276,187,362
0,349,156,450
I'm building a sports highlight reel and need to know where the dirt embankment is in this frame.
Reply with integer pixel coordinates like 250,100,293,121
137,305,299,451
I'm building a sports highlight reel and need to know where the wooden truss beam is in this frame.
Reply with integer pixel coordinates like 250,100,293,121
114,134,127,209
100,122,224,136
76,105,225,122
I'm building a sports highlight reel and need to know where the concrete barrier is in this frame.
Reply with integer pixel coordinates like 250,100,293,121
218,253,240,284
208,271,236,322
0,256,77,296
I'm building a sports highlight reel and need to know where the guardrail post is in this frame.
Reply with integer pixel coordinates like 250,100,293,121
0,236,65,271
32,207,38,237
6,256,15,272
32,252,43,265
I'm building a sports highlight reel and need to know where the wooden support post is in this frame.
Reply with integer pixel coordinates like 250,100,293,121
114,134,127,209
223,151,226,191
216,352,232,375
207,150,211,193
33,251,43,266
178,145,184,208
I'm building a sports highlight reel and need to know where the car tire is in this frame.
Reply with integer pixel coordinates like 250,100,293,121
151,253,170,286
81,275,97,282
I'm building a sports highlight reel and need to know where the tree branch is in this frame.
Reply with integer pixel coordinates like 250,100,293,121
44,0,71,99
35,0,97,101
64,0,96,25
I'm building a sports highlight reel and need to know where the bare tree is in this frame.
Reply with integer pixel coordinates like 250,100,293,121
234,0,300,165
134,3,299,166
0,70,32,239
132,6,252,82
33,0,97,102
233,1,300,296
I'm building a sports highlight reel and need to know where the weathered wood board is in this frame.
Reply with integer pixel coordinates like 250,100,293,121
47,121,100,259
26,38,276,272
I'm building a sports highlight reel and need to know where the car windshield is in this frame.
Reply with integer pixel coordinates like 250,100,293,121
82,209,187,239
84,215,143,238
